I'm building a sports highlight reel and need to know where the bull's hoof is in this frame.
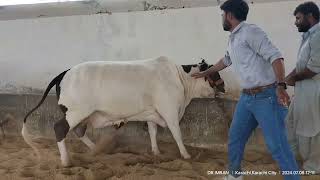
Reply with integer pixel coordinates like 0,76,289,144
61,160,72,168
62,163,72,168
152,149,160,156
182,153,191,159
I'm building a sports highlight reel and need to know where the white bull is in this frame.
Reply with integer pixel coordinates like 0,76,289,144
22,56,225,167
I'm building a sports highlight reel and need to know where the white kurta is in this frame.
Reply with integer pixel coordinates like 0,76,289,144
286,24,320,173
287,24,320,137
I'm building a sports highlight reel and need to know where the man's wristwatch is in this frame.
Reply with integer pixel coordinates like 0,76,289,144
277,82,287,89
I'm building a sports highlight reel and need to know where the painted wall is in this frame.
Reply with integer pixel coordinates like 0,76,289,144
0,0,318,96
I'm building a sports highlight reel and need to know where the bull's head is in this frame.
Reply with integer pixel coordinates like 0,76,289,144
181,59,225,96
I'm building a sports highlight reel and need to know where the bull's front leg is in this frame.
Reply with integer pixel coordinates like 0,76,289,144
158,109,191,159
166,118,191,159
147,121,160,155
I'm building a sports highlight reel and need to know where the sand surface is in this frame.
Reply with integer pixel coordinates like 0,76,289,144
0,134,319,180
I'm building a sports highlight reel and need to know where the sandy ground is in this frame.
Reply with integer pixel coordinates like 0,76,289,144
0,134,319,180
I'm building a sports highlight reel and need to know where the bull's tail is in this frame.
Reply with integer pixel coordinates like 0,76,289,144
21,122,41,160
22,69,69,160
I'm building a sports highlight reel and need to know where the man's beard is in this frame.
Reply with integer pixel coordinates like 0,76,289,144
297,20,311,32
223,20,232,31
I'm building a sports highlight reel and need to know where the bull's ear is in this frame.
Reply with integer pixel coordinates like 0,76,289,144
181,65,192,73
201,58,205,63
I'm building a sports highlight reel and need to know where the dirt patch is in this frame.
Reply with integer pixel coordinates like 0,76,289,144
0,135,318,180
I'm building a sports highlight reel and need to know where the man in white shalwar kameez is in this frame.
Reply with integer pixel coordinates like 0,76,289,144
286,1,320,173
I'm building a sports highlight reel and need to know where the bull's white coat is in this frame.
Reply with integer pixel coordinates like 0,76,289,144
59,56,215,129
56,56,216,165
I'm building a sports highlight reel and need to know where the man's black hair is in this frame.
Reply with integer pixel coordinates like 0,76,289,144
220,0,249,21
294,1,320,21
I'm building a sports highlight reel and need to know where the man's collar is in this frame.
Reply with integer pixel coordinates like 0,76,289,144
303,23,320,38
308,23,320,34
231,21,246,34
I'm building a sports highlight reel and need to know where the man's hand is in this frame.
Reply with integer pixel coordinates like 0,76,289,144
285,76,296,86
191,70,209,79
191,58,228,79
276,87,290,107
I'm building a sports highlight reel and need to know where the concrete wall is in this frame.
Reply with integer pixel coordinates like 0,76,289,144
0,0,299,20
1,0,319,96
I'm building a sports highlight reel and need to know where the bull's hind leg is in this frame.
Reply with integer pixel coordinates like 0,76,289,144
54,117,71,167
147,122,160,155
73,123,95,150
54,106,92,167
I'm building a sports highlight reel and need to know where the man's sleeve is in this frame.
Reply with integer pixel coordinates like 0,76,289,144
246,25,283,64
307,32,320,73
223,50,232,66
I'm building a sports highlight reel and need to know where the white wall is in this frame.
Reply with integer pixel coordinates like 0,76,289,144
0,0,298,21
0,0,318,96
